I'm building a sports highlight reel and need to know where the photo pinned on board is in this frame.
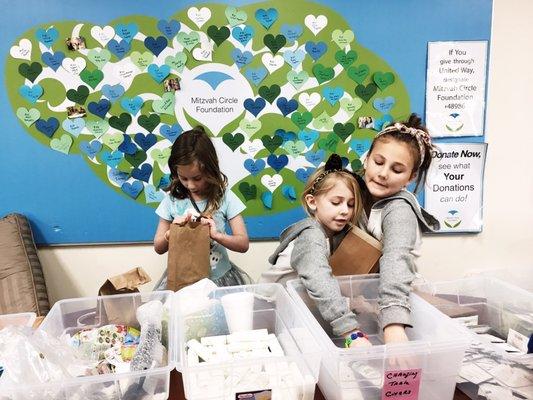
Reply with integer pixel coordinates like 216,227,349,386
66,36,86,51
164,78,181,92
357,116,375,130
67,105,87,119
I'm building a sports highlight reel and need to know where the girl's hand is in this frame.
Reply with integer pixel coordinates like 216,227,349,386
383,324,409,344
200,216,220,240
164,230,170,242
344,329,372,348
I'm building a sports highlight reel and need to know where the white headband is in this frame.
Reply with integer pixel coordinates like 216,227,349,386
376,122,432,166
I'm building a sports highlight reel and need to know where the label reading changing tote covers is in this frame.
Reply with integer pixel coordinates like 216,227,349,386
382,369,422,400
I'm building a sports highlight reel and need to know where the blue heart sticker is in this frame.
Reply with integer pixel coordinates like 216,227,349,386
121,180,144,199
19,84,43,103
88,99,112,119
280,24,303,44
118,134,138,155
322,86,344,106
132,163,153,183
115,23,139,43
134,132,157,151
35,27,58,48
255,8,278,29
147,64,170,83
281,185,297,201
79,140,103,158
158,174,171,189
231,49,253,69
305,149,325,167
261,191,273,209
243,158,266,176
120,96,144,115
108,168,130,186
283,49,305,68
275,129,297,143
374,114,394,131
298,130,319,148
62,118,85,137
101,84,125,103
232,25,255,46
35,117,59,138
349,139,372,156
160,123,182,143
373,96,396,114
295,167,315,183
145,36,168,57
244,67,267,86
41,51,64,71
145,184,164,203
243,97,266,117
100,151,124,168
157,19,181,39
107,39,131,59
276,97,298,116
305,41,327,61
267,154,288,172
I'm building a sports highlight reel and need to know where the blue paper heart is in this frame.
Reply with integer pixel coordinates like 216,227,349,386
101,84,125,103
243,158,266,176
118,134,138,155
276,97,298,116
261,191,273,209
232,25,255,46
134,132,157,151
322,86,344,106
120,96,144,115
35,117,59,138
295,167,315,183
121,180,144,199
280,24,303,44
373,97,396,114
62,118,85,137
79,140,103,158
231,49,253,69
147,64,170,83
115,23,139,43
145,36,168,57
35,27,58,48
145,184,164,203
108,168,129,186
157,19,181,39
107,39,130,59
244,67,267,86
349,139,372,156
267,154,288,172
374,114,394,131
88,99,112,119
41,51,64,71
298,130,319,148
243,97,266,117
132,163,153,182
160,123,182,143
341,156,349,168
19,84,43,103
305,41,327,61
255,8,278,29
283,49,305,68
100,151,124,168
275,129,297,143
158,174,171,189
281,185,297,201
305,149,325,167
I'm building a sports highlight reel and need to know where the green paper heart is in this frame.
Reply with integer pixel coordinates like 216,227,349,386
373,72,395,91
130,51,154,70
152,92,175,115
261,135,283,153
207,25,230,46
339,97,363,114
86,119,110,138
238,182,257,201
283,140,306,157
18,62,42,83
50,133,73,154
291,111,313,130
16,107,40,127
125,149,147,168
335,50,357,69
102,132,125,151
312,64,334,84
239,119,262,136
351,159,363,172
222,132,245,151
225,6,248,27
108,112,132,133
117,159,134,174
263,34,286,55
138,113,161,132
87,49,111,70
176,31,200,52
318,133,340,152
312,111,334,130
287,70,309,90
333,122,355,141
332,29,355,48
80,69,104,89
355,83,378,103
258,84,281,104
151,148,171,167
165,53,187,73
66,85,89,105
347,65,369,84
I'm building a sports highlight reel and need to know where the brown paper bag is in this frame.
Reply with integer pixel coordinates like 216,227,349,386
330,226,382,276
167,221,210,291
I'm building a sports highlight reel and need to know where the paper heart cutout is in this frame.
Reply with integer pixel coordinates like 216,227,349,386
305,41,327,61
261,135,283,153
244,67,267,86
261,174,283,192
255,8,278,29
91,25,115,47
243,158,265,176
280,24,303,44
121,180,144,199
298,130,319,148
50,133,73,154
232,26,254,46
222,132,245,151
304,15,328,36
10,38,32,61
187,6,212,29
79,140,103,159
35,117,59,138
238,182,257,201
160,123,182,142
305,149,325,167
16,107,40,127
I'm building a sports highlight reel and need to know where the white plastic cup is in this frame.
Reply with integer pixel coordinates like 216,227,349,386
221,291,254,333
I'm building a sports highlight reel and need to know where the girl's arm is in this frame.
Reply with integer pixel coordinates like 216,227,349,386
203,214,249,253
153,217,171,254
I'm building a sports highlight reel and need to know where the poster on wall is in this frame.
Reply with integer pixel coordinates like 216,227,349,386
425,41,488,137
424,142,487,233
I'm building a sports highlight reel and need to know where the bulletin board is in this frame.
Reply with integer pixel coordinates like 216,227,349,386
0,0,493,244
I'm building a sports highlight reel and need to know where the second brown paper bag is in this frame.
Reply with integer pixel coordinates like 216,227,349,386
167,221,210,291
330,226,382,276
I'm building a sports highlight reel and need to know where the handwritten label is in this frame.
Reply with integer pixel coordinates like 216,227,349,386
381,369,421,400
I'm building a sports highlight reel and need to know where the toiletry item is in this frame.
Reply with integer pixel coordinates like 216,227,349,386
221,292,255,333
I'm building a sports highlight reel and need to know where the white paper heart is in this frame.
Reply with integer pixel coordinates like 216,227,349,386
298,92,321,111
261,174,283,192
90,25,115,47
192,40,213,61
114,62,137,80
241,139,263,157
10,38,32,61
62,57,86,75
304,15,328,36
187,6,212,29
261,53,284,74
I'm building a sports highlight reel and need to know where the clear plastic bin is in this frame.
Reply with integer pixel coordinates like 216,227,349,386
465,265,533,291
0,291,174,400
175,283,321,400
414,276,533,399
0,312,36,329
287,274,470,400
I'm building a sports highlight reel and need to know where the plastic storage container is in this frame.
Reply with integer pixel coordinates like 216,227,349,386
414,276,533,399
0,291,174,400
287,274,470,400
465,265,533,291
0,312,36,329
175,283,321,400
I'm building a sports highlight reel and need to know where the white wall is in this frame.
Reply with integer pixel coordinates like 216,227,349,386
38,0,533,304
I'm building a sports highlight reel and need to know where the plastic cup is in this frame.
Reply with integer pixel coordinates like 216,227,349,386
221,292,254,333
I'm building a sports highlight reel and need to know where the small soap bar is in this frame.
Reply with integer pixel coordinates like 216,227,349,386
187,339,213,362
227,329,269,343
